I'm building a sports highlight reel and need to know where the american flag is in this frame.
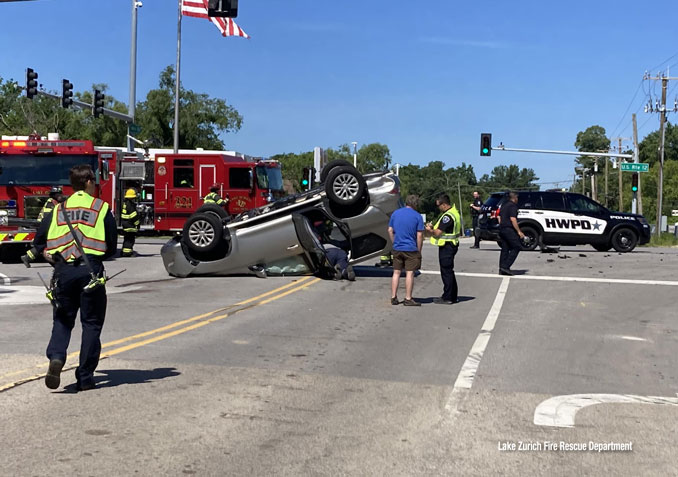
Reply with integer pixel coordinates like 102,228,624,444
181,0,250,39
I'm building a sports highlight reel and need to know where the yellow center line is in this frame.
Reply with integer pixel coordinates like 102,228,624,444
0,276,320,392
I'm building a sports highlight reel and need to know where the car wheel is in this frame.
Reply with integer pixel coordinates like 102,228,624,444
592,243,611,252
325,166,366,206
195,203,229,220
611,228,638,253
182,212,223,254
320,160,355,183
519,226,540,251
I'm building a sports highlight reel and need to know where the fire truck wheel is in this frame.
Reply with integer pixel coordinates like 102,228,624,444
325,166,366,207
182,213,224,254
196,203,229,220
320,160,355,184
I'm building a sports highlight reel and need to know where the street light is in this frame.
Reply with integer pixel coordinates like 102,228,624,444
351,141,357,168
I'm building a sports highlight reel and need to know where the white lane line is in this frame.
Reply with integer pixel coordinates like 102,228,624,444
0,272,10,286
0,285,141,305
445,277,510,412
534,393,678,428
419,270,678,287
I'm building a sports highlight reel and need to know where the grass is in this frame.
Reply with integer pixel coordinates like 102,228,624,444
642,232,678,247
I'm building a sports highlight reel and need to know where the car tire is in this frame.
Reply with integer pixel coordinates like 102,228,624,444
195,203,229,220
519,226,540,251
592,243,612,252
320,160,355,184
182,212,223,254
325,166,367,206
611,228,638,253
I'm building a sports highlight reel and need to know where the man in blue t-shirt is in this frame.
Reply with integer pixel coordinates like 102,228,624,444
387,194,425,306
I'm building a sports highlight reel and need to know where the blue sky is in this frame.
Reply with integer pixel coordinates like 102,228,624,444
2,0,678,188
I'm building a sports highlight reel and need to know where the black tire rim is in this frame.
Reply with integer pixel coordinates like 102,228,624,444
614,230,635,251
188,219,215,248
332,173,360,201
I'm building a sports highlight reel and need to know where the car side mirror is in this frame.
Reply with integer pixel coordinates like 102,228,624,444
101,160,110,181
248,169,254,190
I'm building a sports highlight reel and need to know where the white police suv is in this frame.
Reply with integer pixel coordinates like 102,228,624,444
476,191,651,252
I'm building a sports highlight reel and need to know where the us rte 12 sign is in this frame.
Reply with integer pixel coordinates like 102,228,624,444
620,162,649,172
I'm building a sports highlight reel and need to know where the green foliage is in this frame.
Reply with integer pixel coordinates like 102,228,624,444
135,66,243,149
638,122,678,165
642,232,678,247
1,67,243,149
574,125,610,169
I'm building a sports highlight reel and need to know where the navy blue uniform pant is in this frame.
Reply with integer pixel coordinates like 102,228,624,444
326,247,348,275
46,261,107,387
438,243,458,302
499,228,522,270
472,215,481,247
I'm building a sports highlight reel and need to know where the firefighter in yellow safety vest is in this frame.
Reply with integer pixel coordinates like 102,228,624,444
21,186,65,268
120,188,140,257
32,164,117,391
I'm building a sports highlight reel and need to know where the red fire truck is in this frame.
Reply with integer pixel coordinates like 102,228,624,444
0,135,284,261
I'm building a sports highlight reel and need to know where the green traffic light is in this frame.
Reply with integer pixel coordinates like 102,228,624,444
482,148,489,154
631,186,638,192
301,179,309,186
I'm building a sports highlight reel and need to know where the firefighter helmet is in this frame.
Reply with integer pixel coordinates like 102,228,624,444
49,186,62,197
210,183,221,192
125,188,137,199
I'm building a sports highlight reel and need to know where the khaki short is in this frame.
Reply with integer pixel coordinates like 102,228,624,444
392,250,421,271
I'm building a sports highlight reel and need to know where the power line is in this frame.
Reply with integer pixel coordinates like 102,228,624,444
609,79,645,139
648,52,678,74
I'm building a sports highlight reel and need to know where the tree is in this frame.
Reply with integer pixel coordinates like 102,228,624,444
638,122,678,166
478,165,539,190
135,66,243,149
574,125,610,170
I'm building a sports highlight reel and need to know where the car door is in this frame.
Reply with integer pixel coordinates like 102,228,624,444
564,194,608,244
291,213,337,277
537,193,573,244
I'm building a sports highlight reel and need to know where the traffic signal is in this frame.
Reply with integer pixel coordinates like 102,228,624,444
207,0,238,17
301,167,310,190
61,79,74,108
26,68,38,99
93,89,105,118
631,173,639,192
480,133,492,156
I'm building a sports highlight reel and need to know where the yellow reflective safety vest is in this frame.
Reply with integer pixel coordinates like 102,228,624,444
121,198,140,232
37,198,57,223
45,191,109,262
430,205,461,247
204,192,227,206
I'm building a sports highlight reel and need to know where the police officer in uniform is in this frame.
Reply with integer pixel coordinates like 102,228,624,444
469,191,483,249
120,188,140,257
21,186,65,268
425,194,461,304
498,191,525,276
203,183,229,208
33,164,117,391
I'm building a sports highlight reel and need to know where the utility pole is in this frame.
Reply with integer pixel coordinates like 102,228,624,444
644,72,678,235
657,77,668,235
604,154,608,207
618,139,623,210
632,113,641,214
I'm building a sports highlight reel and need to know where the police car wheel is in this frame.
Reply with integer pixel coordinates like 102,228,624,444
182,213,223,254
519,226,540,251
611,228,638,253
325,166,366,206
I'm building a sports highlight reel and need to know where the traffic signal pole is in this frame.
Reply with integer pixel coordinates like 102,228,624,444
491,145,633,159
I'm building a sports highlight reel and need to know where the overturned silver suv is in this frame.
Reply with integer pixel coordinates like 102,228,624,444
161,160,401,278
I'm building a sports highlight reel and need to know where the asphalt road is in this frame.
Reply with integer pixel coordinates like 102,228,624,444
1,237,677,476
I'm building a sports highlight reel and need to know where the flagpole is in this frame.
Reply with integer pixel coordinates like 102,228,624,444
173,0,182,153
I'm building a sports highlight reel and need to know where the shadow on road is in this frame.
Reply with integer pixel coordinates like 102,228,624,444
61,367,180,392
